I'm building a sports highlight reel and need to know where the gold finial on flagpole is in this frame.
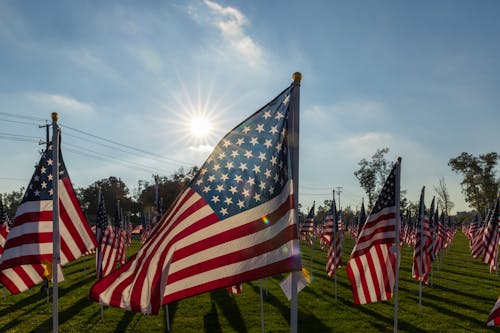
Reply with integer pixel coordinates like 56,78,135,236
292,72,302,82
51,112,59,121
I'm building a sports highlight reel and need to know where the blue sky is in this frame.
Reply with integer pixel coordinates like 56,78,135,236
1,0,499,213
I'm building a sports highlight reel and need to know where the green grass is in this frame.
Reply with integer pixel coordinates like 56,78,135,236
1,233,500,332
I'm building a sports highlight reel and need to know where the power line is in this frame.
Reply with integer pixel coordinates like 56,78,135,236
63,142,176,176
0,112,46,122
0,117,41,127
59,123,195,167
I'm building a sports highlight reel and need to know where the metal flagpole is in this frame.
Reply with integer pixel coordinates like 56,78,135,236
289,72,301,333
83,253,87,276
165,305,170,332
333,189,337,301
418,187,425,311
95,188,105,317
393,157,402,333
260,279,265,333
51,112,60,333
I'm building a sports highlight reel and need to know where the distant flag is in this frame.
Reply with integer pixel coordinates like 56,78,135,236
326,196,343,277
321,194,335,248
357,198,367,239
90,79,302,314
412,187,431,284
95,190,109,279
132,225,142,235
113,201,126,265
482,197,499,273
300,203,315,235
346,158,401,304
227,284,243,294
0,141,97,271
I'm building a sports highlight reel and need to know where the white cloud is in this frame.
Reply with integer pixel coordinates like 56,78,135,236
201,0,263,69
189,144,214,153
27,93,95,114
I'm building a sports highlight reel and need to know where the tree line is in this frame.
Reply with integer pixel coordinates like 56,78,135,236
354,148,499,220
2,150,497,226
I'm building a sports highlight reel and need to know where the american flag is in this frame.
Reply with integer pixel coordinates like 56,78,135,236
0,143,97,271
95,190,109,279
320,199,335,248
487,295,500,327
0,185,49,294
227,284,243,294
300,203,315,234
432,212,446,259
98,225,123,278
357,198,367,240
346,158,400,304
326,197,343,277
412,187,431,284
482,197,499,273
428,198,437,262
90,83,301,314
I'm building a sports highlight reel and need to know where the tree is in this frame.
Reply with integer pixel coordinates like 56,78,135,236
136,167,198,217
1,187,25,218
354,148,391,209
449,152,499,214
77,177,134,223
433,176,454,215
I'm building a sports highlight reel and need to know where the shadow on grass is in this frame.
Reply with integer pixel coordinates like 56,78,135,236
210,289,248,333
247,282,330,332
204,302,222,333
337,296,427,333
28,296,93,332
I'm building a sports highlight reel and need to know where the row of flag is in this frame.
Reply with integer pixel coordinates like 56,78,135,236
462,197,500,326
0,76,497,332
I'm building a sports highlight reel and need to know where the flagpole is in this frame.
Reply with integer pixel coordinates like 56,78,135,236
51,112,60,333
393,157,402,333
260,279,265,333
165,305,170,332
419,187,425,311
333,189,338,301
289,71,301,333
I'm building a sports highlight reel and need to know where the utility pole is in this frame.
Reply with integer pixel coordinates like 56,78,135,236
335,186,343,210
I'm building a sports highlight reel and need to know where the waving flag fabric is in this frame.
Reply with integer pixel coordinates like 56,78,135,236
346,158,400,304
300,203,315,234
95,190,109,279
483,198,499,273
412,187,431,284
90,83,301,314
0,142,96,272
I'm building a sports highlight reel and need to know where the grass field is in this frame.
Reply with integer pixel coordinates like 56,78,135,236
1,232,500,332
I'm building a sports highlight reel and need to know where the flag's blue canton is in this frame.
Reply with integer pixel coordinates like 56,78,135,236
191,86,292,219
371,163,397,215
22,143,67,203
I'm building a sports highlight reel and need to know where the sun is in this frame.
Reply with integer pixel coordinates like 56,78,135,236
190,116,213,139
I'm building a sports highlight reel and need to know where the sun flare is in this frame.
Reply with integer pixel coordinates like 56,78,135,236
190,116,213,139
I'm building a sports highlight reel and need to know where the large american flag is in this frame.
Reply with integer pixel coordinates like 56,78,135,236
346,159,400,304
90,83,302,314
0,143,97,271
